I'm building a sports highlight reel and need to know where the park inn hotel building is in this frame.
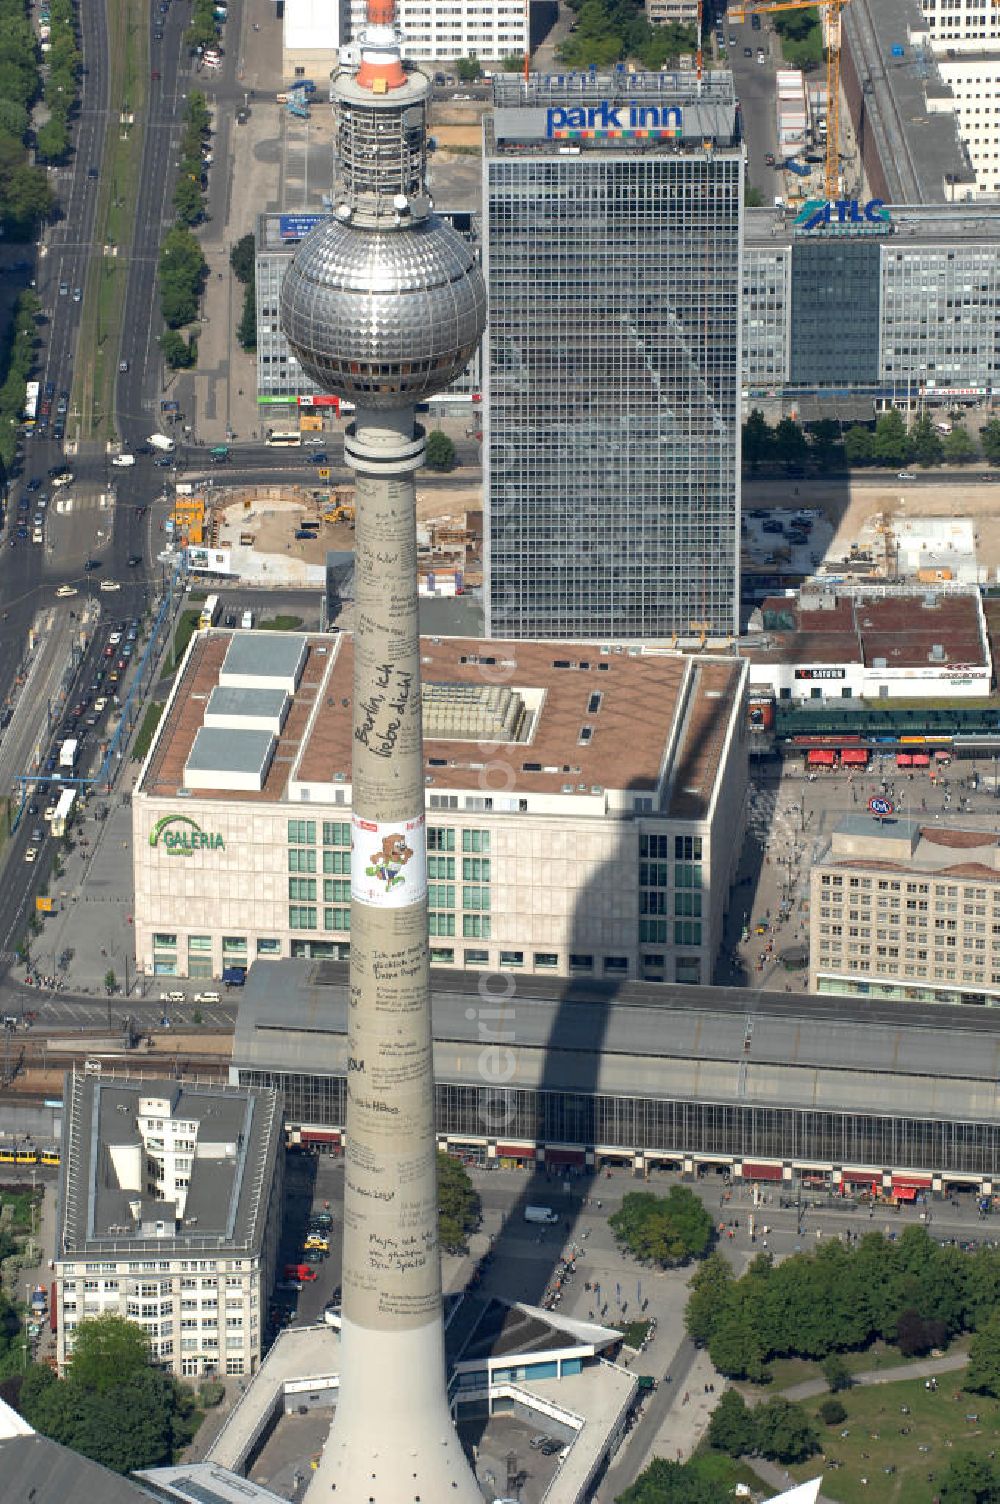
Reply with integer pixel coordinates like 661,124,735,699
132,629,747,988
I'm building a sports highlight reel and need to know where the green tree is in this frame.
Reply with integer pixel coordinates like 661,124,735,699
20,1319,193,1473
104,969,117,995
821,1353,852,1392
617,1455,722,1504
160,329,197,369
773,416,808,472
967,1310,1000,1397
809,418,842,471
908,413,944,468
706,1388,755,1457
558,0,624,67
708,1308,768,1382
456,56,481,81
843,423,874,466
981,418,1000,466
938,1454,1000,1504
742,408,772,472
871,409,909,467
237,281,256,352
230,231,256,285
685,1251,733,1346
943,424,977,464
34,116,69,162
755,1397,819,1464
500,53,523,72
437,1151,480,1251
609,1187,714,1267
68,1315,151,1393
173,173,205,226
744,185,766,208
817,1397,847,1426
425,430,456,471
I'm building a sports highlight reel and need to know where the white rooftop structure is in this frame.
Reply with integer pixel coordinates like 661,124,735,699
219,633,307,693
184,727,277,792
205,685,290,735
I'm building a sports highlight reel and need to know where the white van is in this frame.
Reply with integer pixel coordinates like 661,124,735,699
241,609,254,629
111,453,135,468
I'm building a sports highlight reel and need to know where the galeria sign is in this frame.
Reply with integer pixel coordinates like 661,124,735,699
149,814,226,856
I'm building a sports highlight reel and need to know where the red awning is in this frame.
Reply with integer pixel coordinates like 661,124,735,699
841,749,869,765
892,1185,918,1201
896,753,913,767
912,753,931,766
892,1174,932,1189
843,1169,882,1184
496,1143,535,1159
743,1163,783,1181
935,749,952,761
545,1148,586,1166
807,749,836,766
301,1130,341,1145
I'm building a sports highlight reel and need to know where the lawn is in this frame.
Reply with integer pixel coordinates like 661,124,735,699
161,610,200,678
132,701,164,760
784,1373,1000,1504
73,0,147,441
259,615,304,631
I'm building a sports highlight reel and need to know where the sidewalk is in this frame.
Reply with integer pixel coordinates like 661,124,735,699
780,1349,970,1402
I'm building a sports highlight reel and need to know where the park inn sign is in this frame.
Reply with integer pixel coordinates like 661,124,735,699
149,814,226,856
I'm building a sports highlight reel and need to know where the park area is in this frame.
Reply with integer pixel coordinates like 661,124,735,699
783,1373,1000,1503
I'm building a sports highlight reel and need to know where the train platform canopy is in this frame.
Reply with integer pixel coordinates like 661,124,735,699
234,959,1000,1128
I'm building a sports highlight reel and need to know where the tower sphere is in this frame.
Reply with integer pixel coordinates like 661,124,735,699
279,214,486,409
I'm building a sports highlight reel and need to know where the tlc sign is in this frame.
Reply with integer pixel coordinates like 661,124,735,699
546,101,683,140
794,198,891,231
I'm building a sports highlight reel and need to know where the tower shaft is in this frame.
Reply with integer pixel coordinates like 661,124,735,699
304,415,481,1501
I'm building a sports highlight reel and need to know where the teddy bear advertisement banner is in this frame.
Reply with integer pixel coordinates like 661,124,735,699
351,813,427,908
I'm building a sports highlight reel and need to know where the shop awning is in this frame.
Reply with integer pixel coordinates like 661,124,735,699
743,1163,783,1181
841,749,869,766
300,1129,340,1145
496,1143,535,1159
911,753,931,766
935,749,952,761
896,753,913,767
892,1185,918,1201
842,1169,882,1184
892,1174,932,1189
545,1147,586,1166
807,749,836,766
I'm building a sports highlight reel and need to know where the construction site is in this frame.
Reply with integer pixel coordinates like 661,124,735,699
168,480,483,596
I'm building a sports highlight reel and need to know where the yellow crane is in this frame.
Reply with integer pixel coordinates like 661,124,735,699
727,0,851,201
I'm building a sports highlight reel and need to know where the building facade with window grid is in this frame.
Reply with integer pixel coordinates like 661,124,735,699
810,817,1000,1004
484,72,743,643
133,629,746,987
54,1072,283,1381
233,961,1000,1189
743,203,1000,408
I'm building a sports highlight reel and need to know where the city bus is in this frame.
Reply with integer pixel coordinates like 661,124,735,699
199,593,220,629
23,381,39,425
266,431,301,448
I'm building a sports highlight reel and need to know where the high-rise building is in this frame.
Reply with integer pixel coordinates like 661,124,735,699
484,72,743,643
278,0,486,1496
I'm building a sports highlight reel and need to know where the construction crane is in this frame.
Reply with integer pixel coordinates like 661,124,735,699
727,0,852,201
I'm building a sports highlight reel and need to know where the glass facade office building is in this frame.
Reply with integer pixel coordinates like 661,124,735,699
484,74,743,642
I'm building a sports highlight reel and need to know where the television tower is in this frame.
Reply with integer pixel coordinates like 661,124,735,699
279,0,486,1498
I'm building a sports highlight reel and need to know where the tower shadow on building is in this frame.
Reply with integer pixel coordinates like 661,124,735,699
450,684,744,1350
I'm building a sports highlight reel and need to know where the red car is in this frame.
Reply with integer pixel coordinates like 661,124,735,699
284,1263,318,1282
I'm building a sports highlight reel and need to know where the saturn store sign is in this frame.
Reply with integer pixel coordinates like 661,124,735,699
150,814,226,856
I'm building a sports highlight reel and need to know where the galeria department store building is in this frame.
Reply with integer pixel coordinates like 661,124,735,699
132,629,747,987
